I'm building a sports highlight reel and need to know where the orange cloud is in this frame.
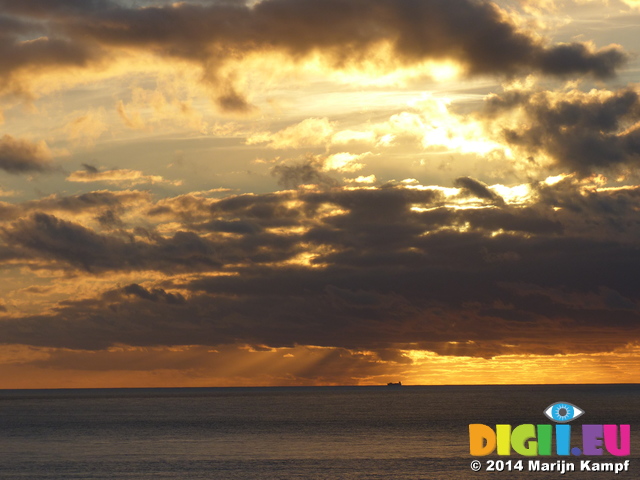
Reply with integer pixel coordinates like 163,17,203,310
67,166,183,186
0,134,54,173
247,117,335,149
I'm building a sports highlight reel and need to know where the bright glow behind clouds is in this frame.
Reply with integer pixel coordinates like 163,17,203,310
0,0,640,387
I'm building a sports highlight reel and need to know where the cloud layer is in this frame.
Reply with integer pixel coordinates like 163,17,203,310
0,0,628,111
1,179,639,361
482,88,640,176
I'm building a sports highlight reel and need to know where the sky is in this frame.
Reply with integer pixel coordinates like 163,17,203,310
1,0,640,387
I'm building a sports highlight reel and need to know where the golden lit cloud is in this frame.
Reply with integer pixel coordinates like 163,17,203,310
67,167,183,186
322,152,369,172
247,117,335,149
63,108,109,146
116,86,209,133
400,345,640,385
345,175,377,184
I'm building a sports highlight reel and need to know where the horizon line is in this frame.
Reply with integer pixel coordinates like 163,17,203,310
1,382,639,392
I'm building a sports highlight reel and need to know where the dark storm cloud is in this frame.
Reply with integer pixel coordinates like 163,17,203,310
123,283,186,305
25,191,147,213
0,0,627,110
454,176,504,204
0,15,39,36
424,206,564,235
2,183,640,357
301,185,444,219
1,194,311,271
81,163,99,174
95,210,123,228
0,191,149,223
272,158,339,189
216,87,256,114
0,0,114,16
0,27,97,93
198,219,263,234
483,88,640,176
208,191,303,229
535,42,626,79
0,135,54,174
66,0,626,75
1,212,223,272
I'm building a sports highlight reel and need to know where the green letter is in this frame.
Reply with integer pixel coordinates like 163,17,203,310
511,424,537,456
536,425,552,456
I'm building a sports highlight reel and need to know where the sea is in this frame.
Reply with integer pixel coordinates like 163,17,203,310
0,384,638,479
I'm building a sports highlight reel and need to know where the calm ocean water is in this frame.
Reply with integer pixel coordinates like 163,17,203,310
0,385,638,479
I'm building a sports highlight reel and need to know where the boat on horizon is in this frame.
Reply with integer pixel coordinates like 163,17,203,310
386,381,402,386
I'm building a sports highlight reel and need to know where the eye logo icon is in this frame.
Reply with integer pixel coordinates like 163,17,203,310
543,402,584,423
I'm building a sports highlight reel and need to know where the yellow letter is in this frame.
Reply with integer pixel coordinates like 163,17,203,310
497,424,512,455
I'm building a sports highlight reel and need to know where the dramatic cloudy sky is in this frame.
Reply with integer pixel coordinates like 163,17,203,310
2,0,640,387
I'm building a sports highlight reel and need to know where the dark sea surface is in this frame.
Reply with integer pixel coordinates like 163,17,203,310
0,384,638,479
